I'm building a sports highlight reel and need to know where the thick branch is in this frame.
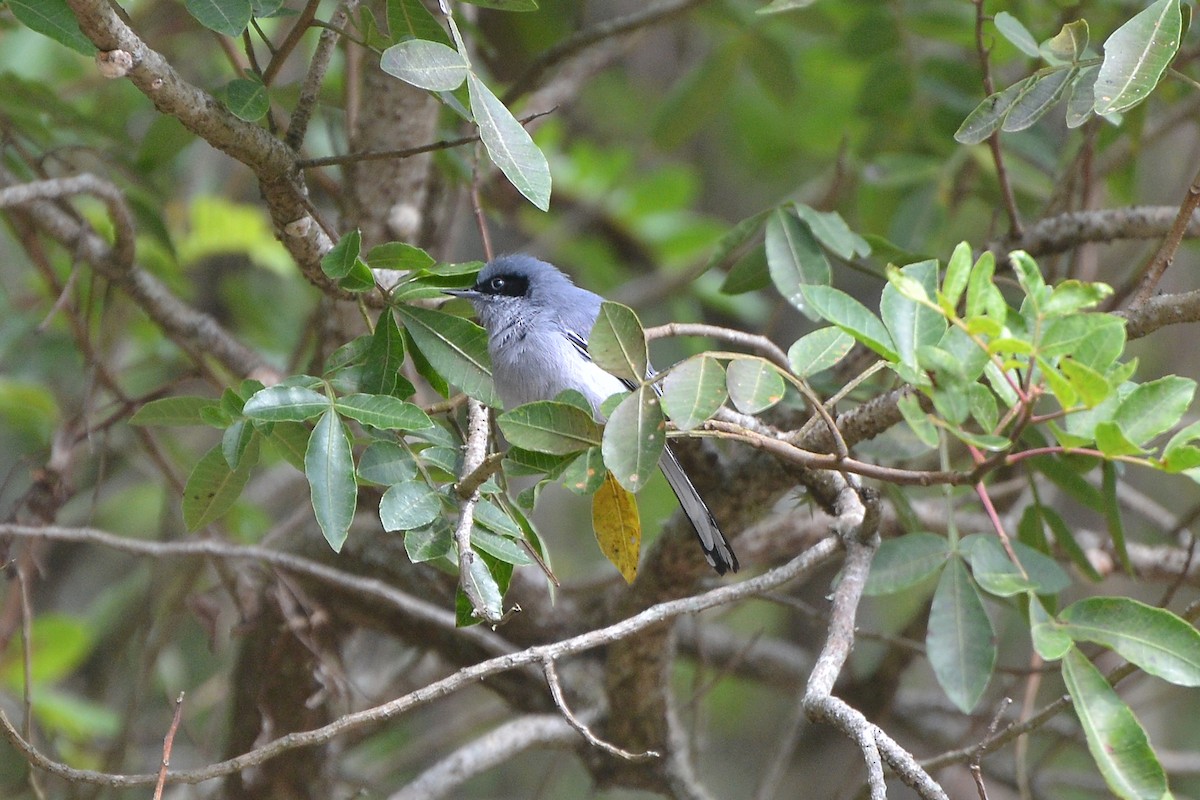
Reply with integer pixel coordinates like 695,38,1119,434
994,206,1200,258
66,0,335,287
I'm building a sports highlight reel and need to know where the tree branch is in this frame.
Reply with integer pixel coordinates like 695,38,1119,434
0,529,841,787
0,169,273,381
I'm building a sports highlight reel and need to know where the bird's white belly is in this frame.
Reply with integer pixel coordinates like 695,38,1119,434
490,330,627,416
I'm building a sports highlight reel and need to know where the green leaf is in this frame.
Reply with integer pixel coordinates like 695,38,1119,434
182,437,261,530
471,526,533,566
721,248,771,295
1095,0,1182,115
1044,280,1114,316
766,208,830,318
1030,596,1074,660
882,260,946,373
706,209,770,274
661,356,727,431
321,229,363,280
965,251,1006,322
588,302,647,384
1112,376,1195,445
962,534,1070,597
394,304,499,406
8,0,93,55
954,80,1025,145
1096,421,1147,457
560,446,607,495
265,421,311,471
0,614,92,685
405,518,453,563
1002,68,1076,132
968,383,999,433
224,77,269,121
1042,19,1090,63
941,242,972,312
1039,313,1126,369
800,285,898,361
725,358,785,414
993,11,1041,58
380,39,469,92
1041,503,1103,582
185,0,253,37
358,441,418,485
601,385,666,492
366,241,437,272
863,532,950,595
361,310,407,397
1061,597,1200,686
926,557,996,713
338,260,377,292
1067,64,1100,128
221,420,255,469
457,553,505,627
380,479,442,531
243,385,330,422
466,73,552,211
129,396,218,426
1060,357,1111,408
1062,647,1169,800
792,203,870,259
305,410,357,552
898,392,938,448
385,0,451,46
497,401,602,455
787,327,855,378
335,394,433,431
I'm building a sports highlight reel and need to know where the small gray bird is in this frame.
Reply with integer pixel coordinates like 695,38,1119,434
445,254,738,575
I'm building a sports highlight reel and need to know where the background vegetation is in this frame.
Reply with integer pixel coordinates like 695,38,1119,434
3,0,1200,798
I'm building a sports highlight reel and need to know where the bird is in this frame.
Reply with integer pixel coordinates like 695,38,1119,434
445,254,739,575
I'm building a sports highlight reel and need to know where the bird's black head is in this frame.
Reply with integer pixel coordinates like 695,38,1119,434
473,270,530,299
445,254,573,305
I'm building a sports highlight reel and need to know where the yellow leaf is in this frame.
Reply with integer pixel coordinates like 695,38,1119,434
591,473,641,583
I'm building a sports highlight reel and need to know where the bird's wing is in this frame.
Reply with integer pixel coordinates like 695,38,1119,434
563,328,638,392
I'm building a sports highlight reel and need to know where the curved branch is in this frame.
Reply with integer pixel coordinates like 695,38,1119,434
387,714,580,800
65,0,336,289
0,169,272,380
0,531,842,788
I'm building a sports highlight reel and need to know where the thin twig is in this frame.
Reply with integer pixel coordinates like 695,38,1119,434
15,564,46,800
261,0,321,87
1131,165,1200,305
972,0,1022,237
296,109,556,169
698,419,968,486
151,692,185,800
286,0,354,150
503,0,710,104
453,452,505,499
542,660,657,761
644,322,789,371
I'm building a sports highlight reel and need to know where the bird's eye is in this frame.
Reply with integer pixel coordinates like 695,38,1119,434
488,277,506,292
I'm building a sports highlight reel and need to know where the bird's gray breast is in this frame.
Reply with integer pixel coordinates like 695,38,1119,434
489,324,626,414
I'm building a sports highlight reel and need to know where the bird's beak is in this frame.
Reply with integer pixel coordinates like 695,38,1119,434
443,288,480,300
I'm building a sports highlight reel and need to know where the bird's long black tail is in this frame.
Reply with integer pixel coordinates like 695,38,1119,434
659,446,739,574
